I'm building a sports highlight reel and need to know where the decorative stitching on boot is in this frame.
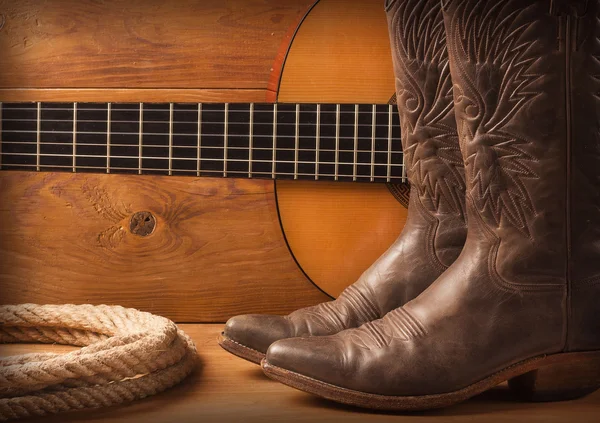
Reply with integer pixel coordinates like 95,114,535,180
347,307,427,350
340,285,380,323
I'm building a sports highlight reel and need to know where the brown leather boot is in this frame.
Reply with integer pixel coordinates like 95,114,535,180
218,0,467,364
262,0,600,410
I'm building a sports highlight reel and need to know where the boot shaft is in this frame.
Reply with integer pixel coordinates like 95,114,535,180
570,0,600,288
386,0,467,269
566,0,600,351
442,0,600,350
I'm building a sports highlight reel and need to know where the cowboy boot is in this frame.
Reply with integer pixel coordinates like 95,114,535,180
218,0,467,364
261,0,600,410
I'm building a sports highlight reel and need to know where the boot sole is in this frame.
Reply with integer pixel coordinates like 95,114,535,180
261,351,600,410
218,333,266,365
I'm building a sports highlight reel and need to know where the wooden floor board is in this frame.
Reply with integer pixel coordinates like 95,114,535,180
2,324,599,423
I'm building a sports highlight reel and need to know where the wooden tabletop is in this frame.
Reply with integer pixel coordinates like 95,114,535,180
2,324,600,423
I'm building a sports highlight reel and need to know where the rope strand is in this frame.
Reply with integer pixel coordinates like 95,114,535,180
0,304,197,421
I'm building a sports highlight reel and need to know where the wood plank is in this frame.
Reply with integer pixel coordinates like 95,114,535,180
1,324,599,423
0,89,268,103
0,172,330,322
0,0,314,89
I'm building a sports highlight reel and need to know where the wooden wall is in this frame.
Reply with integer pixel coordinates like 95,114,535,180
0,0,334,322
0,0,315,102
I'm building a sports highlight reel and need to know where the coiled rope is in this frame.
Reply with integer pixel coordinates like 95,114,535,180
0,304,197,421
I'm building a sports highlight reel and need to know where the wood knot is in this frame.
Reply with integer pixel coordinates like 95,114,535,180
129,211,156,236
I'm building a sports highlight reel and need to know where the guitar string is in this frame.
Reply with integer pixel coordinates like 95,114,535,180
2,143,404,161
0,130,402,142
2,109,400,141
0,151,404,166
0,144,405,158
1,105,404,173
1,107,399,114
1,119,399,128
0,162,404,181
1,119,399,129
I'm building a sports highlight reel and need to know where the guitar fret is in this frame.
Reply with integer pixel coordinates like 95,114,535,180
106,102,111,173
72,102,77,172
387,104,392,183
36,102,41,171
197,103,202,176
139,103,143,175
334,104,340,181
249,103,254,178
315,104,321,181
0,102,3,170
353,104,358,181
294,103,299,180
370,104,376,182
168,103,173,176
223,102,229,178
272,103,277,179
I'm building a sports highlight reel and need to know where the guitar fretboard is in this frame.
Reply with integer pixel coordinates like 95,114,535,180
0,102,406,183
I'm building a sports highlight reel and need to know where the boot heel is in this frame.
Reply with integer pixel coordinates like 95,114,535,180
508,353,600,402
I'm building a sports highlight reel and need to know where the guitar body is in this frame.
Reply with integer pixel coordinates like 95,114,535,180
275,0,406,297
0,0,406,319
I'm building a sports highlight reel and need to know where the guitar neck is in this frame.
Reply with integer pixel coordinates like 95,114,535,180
0,102,405,183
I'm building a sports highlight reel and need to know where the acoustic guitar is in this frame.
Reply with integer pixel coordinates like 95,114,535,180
0,0,408,321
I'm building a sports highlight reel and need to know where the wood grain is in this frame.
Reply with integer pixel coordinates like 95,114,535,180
0,89,269,103
0,172,330,322
0,0,315,90
266,0,318,102
1,324,599,423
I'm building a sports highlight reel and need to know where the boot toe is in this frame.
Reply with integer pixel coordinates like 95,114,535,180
223,314,294,354
266,336,347,386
